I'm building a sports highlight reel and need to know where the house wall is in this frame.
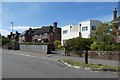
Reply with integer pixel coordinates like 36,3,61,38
61,25,80,45
80,20,91,38
80,20,102,38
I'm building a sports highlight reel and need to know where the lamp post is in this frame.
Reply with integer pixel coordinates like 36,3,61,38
11,21,14,36
11,21,14,50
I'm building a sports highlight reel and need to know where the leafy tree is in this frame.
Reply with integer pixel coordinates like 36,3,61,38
1,36,10,46
91,22,114,44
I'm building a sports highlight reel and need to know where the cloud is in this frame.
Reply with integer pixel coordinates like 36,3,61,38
0,29,10,37
10,26,41,32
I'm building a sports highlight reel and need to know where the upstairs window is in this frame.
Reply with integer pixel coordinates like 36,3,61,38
63,30,68,34
82,26,88,31
92,26,96,30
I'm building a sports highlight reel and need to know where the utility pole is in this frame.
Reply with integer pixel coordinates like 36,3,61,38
11,21,14,50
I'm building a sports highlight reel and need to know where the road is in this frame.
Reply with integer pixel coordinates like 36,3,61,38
2,48,118,78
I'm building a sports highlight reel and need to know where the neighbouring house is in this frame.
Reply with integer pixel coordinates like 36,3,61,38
8,31,20,42
19,22,61,44
19,28,38,43
111,7,120,42
61,20,102,45
32,22,61,44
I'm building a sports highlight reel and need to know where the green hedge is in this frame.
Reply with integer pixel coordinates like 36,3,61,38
20,42,48,45
64,37,93,51
91,41,120,51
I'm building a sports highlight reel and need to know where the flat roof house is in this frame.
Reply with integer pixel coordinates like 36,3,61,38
61,20,102,45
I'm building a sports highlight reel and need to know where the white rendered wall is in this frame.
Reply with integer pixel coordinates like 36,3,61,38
61,25,80,45
80,20,91,38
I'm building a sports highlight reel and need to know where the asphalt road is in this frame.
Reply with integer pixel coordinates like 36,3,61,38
2,48,118,78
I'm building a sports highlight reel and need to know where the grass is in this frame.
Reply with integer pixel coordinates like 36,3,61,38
58,59,119,71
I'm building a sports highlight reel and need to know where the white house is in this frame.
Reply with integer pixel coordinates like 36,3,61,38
61,20,102,45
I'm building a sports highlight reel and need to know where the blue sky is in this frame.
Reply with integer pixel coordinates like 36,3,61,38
1,2,119,36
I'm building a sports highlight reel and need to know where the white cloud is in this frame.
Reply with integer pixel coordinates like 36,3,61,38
10,26,41,33
0,29,10,37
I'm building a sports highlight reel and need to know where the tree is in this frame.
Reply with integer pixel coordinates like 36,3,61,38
90,22,114,44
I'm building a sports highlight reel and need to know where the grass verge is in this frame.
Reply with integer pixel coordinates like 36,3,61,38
58,59,120,72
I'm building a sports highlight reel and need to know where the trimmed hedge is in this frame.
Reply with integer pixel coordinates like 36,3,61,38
64,37,93,51
20,42,48,45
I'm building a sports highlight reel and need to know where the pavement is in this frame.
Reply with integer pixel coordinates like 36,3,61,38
51,50,119,67
2,48,119,78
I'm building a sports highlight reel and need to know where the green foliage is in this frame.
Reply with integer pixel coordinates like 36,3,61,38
54,40,61,49
91,41,120,51
58,59,119,70
58,45,64,50
90,22,120,51
0,36,10,46
90,22,114,43
64,37,93,51
20,42,48,45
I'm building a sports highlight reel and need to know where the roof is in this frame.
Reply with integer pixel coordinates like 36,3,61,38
20,29,37,36
111,16,120,23
32,26,54,35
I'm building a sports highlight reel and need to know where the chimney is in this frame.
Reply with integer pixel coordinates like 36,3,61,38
113,7,118,41
113,7,117,20
53,22,57,28
10,32,13,36
53,22,58,41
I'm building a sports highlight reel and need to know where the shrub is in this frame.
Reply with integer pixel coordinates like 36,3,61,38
1,37,10,46
91,41,120,51
64,37,93,51
54,40,61,49
20,42,48,45
58,45,64,50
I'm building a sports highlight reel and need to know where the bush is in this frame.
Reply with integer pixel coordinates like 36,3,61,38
64,37,93,51
1,37,10,46
54,40,61,49
58,45,64,50
20,42,48,45
91,41,120,51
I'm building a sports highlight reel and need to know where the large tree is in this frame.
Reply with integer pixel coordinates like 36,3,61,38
91,22,114,44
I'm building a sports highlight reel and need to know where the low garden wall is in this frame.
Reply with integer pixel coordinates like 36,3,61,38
20,45,48,54
65,50,120,60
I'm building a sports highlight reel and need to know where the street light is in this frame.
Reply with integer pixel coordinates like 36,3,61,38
10,21,14,50
11,21,14,36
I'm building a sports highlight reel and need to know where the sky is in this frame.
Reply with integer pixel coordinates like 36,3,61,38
1,2,119,36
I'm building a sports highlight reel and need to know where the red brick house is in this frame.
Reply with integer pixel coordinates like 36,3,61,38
32,22,61,44
19,22,61,44
111,7,120,42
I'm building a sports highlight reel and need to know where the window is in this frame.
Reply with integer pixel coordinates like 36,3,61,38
63,30,68,34
82,26,88,31
92,26,96,30
44,33,48,36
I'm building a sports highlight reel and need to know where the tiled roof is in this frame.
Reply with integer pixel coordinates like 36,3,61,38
32,26,54,35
